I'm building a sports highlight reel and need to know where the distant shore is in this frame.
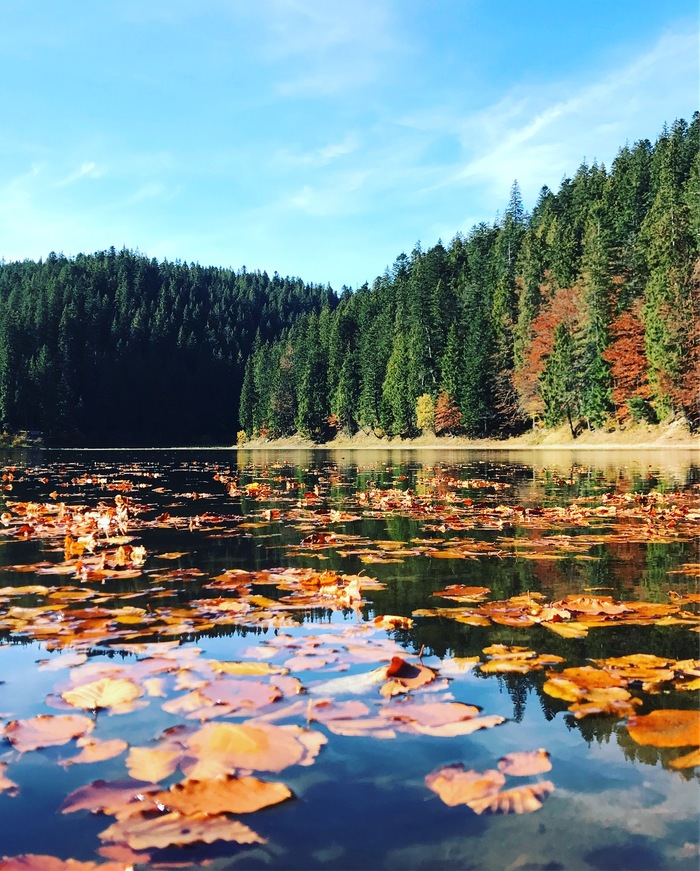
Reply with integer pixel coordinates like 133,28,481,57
239,420,700,452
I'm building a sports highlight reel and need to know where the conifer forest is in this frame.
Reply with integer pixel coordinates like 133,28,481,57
0,116,697,446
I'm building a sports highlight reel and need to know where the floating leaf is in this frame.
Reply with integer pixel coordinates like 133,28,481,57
425,764,505,807
468,781,555,815
99,810,265,850
373,614,414,630
61,678,143,712
182,722,310,777
497,749,552,776
209,660,289,676
152,775,293,815
4,714,94,752
61,737,128,767
0,856,128,871
0,762,18,796
60,779,159,816
668,747,700,770
412,714,506,737
626,709,700,748
126,747,181,783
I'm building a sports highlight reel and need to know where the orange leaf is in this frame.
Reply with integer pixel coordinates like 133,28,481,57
668,747,700,769
0,856,128,871
153,775,292,815
425,764,505,807
468,780,555,814
627,709,700,748
60,779,159,815
126,747,181,783
99,810,265,850
182,722,309,777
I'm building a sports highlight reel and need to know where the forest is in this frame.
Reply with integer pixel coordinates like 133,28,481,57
0,115,698,446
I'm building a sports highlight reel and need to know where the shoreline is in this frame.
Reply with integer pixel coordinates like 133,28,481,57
239,421,700,453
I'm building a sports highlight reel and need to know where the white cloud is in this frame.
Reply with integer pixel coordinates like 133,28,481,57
393,27,697,212
55,161,101,187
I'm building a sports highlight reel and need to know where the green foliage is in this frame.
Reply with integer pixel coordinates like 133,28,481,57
627,396,658,424
541,324,579,437
381,332,415,436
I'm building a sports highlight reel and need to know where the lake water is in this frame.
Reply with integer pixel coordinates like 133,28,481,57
0,447,698,871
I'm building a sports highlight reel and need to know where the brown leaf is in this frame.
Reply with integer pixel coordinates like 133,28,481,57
425,764,505,807
468,780,555,814
432,585,491,601
4,714,94,752
627,709,700,747
497,749,552,776
373,614,414,630
152,775,293,815
382,656,436,692
59,779,160,816
99,810,265,850
0,857,128,871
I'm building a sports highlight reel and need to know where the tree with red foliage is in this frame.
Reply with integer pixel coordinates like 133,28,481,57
602,302,652,423
514,283,582,426
434,390,462,435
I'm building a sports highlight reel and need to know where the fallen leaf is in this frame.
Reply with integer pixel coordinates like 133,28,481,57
668,747,700,769
126,747,181,783
60,779,159,816
627,709,700,747
99,810,265,850
152,774,293,815
61,678,143,712
468,780,555,815
497,749,552,776
61,737,128,766
0,762,19,796
182,722,310,777
426,764,505,807
4,714,94,752
0,856,128,871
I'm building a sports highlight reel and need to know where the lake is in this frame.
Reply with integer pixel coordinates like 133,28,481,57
0,447,698,871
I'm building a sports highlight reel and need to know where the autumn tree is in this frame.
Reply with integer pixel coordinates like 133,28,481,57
434,390,462,435
415,393,435,433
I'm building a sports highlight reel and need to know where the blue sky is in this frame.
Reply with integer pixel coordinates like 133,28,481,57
1,0,697,290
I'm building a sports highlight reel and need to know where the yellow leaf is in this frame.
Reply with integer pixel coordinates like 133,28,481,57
61,678,143,712
126,747,181,783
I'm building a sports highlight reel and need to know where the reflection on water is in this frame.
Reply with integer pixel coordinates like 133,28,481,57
0,447,698,870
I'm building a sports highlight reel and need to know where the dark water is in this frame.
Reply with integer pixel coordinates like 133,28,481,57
0,447,698,871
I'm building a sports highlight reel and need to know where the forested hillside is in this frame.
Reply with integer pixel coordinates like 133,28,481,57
0,249,334,444
240,115,699,442
0,116,697,446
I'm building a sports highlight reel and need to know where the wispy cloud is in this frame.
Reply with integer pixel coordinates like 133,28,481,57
388,27,698,214
55,161,102,187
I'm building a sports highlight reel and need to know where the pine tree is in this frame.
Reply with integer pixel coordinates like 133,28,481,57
381,331,415,436
541,323,579,437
